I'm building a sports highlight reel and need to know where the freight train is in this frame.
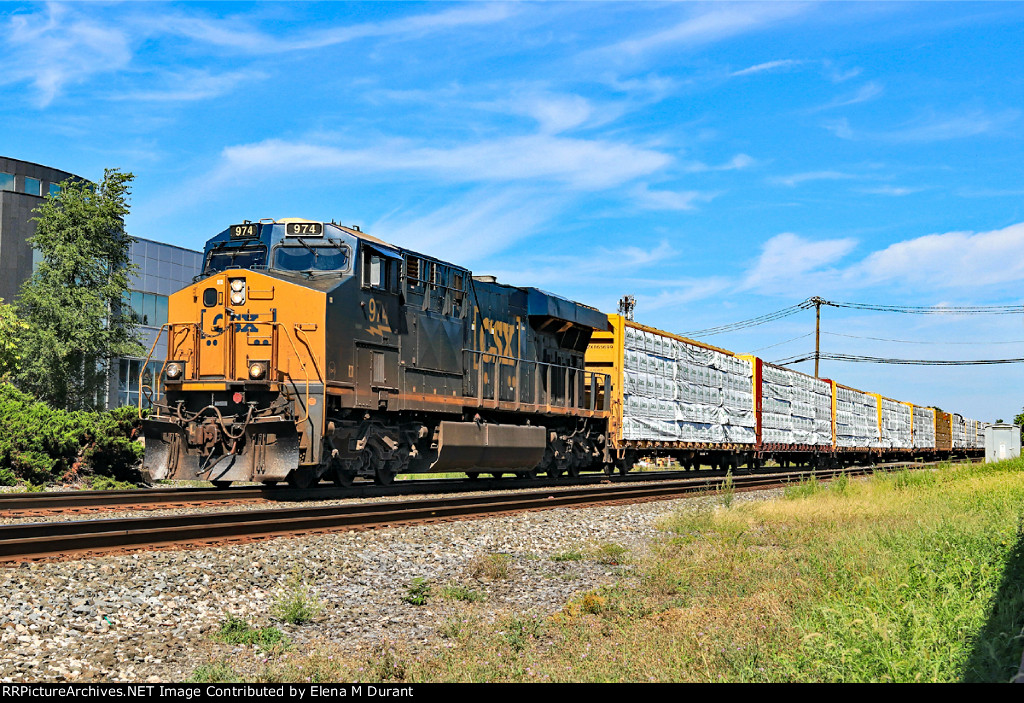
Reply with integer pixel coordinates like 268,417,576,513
139,218,986,487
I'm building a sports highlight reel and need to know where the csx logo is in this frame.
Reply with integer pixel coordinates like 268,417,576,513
210,312,260,334
478,316,519,365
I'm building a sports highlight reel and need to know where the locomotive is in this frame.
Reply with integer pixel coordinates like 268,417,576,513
141,219,614,487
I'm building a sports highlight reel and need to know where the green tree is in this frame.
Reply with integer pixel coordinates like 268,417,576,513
0,299,25,381
15,169,143,410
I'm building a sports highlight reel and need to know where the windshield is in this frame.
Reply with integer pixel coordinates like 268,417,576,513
273,243,351,273
204,245,267,274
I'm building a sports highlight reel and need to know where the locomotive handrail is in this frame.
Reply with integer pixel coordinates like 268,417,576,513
137,322,200,418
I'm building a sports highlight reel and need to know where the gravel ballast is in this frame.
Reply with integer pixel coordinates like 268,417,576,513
0,489,779,682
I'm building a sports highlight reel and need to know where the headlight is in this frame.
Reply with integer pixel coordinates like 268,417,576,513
248,362,266,379
165,362,184,380
229,278,246,305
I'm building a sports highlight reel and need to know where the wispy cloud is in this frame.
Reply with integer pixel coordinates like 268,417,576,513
107,68,266,102
856,185,926,197
743,232,858,290
161,4,516,54
826,109,1019,142
811,81,884,111
370,188,561,265
731,59,804,77
822,61,862,83
683,153,756,173
2,4,133,107
631,184,719,211
214,134,673,190
769,170,858,187
599,4,808,58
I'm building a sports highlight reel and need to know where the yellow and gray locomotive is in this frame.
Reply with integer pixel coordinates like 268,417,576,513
141,219,613,487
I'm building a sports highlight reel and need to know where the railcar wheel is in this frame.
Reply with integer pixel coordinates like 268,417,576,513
466,472,480,481
547,466,563,480
211,480,233,489
616,457,632,476
602,462,615,478
517,468,538,480
491,472,505,479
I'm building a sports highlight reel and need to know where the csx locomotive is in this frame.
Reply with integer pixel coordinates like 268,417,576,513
141,219,614,487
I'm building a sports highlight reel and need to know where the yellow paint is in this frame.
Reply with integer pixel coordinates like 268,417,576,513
179,382,228,391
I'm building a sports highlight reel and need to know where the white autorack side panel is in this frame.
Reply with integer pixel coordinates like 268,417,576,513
912,405,935,449
621,325,755,444
835,386,878,448
880,399,913,449
761,364,833,446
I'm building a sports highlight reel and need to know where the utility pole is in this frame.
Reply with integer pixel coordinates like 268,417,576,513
811,296,824,378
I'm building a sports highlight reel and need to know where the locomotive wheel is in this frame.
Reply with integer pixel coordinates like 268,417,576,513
374,467,396,486
287,466,317,489
332,462,356,487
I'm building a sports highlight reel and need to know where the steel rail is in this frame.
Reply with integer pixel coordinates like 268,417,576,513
0,457,977,517
0,458,970,564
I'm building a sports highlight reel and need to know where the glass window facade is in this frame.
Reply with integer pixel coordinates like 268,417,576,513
48,183,61,197
122,291,169,327
117,358,164,408
0,172,13,191
23,177,41,196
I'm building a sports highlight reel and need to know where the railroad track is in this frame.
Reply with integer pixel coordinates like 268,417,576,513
0,457,977,517
0,458,972,564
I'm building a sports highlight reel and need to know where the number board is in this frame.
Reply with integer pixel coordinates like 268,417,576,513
230,223,260,239
286,222,324,237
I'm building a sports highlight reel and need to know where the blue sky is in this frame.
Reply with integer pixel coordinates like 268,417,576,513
3,2,1023,422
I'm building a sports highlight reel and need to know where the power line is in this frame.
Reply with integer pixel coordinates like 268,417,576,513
682,298,814,337
822,300,1023,315
773,351,1024,366
746,332,815,353
823,331,1024,345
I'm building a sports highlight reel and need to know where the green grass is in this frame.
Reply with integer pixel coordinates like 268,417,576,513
214,616,287,649
86,475,139,490
438,584,485,602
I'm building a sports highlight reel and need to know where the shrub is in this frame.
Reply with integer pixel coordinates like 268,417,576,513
0,383,143,485
271,568,322,625
403,577,432,606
